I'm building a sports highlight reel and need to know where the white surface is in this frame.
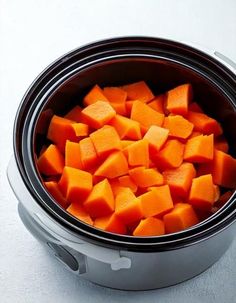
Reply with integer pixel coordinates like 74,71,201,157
0,0,236,302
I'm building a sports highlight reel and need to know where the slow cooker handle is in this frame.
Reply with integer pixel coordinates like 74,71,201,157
7,156,131,271
182,40,236,72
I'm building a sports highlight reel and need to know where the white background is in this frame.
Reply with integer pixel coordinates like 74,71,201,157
0,0,236,302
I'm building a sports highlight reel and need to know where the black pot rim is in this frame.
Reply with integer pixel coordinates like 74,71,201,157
13,36,236,251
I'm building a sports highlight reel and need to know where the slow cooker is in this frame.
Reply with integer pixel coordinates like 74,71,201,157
7,37,236,290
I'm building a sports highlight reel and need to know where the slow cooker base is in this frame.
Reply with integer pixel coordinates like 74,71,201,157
18,202,235,290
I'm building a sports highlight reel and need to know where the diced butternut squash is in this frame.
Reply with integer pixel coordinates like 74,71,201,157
81,101,116,129
122,81,154,103
166,84,192,115
141,185,174,217
187,111,223,136
188,131,202,139
67,203,93,225
94,151,128,178
90,125,122,158
129,167,164,188
184,134,214,163
94,214,126,234
37,144,64,176
58,166,93,203
83,84,108,106
163,115,193,139
44,181,68,208
133,217,165,236
214,136,229,153
121,140,135,149
126,139,149,168
109,102,127,116
125,100,135,116
213,184,220,202
37,81,236,237
188,102,203,113
143,125,169,154
118,175,138,193
131,100,165,132
109,114,141,140
163,163,196,198
211,150,236,188
154,139,184,170
147,94,165,114
65,141,83,169
163,203,199,233
71,123,88,137
79,137,99,170
84,179,114,218
189,174,215,210
103,86,127,103
64,105,82,122
47,115,77,152
115,188,143,224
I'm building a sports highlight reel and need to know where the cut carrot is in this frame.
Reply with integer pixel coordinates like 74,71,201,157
118,175,138,193
163,115,193,139
115,188,143,224
58,166,93,203
154,139,184,170
65,141,83,169
141,185,174,218
94,214,126,234
187,111,223,136
214,136,229,153
81,101,116,129
131,100,164,132
126,139,149,168
189,174,215,210
44,181,68,208
166,84,192,115
84,179,114,218
90,125,122,158
64,105,82,122
67,203,93,225
129,167,164,188
163,203,199,233
83,84,108,106
103,86,127,103
184,134,214,163
188,102,203,113
163,162,196,198
47,115,77,152
211,150,236,188
133,217,165,236
94,151,129,179
122,81,154,103
143,125,169,154
109,115,141,140
147,94,165,114
71,123,88,137
37,144,64,176
121,140,135,149
79,137,99,170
